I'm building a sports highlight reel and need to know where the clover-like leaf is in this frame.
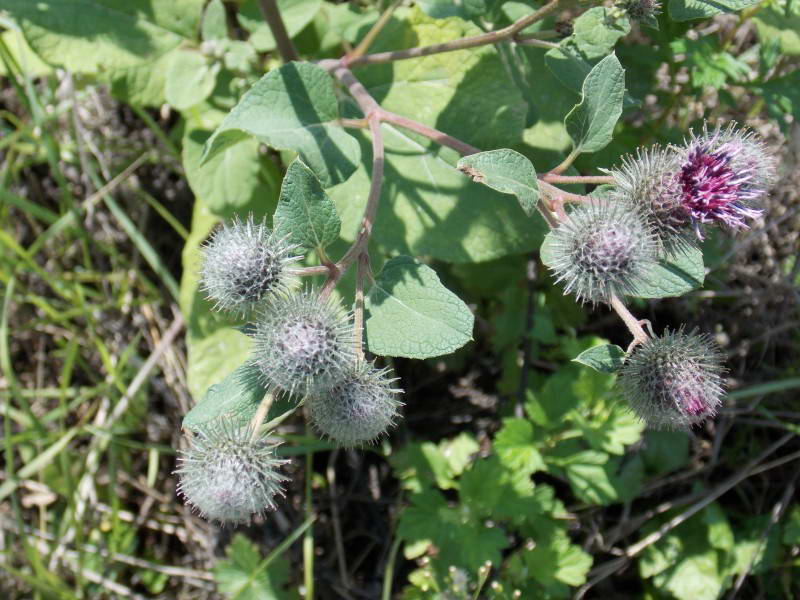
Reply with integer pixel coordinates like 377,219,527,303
494,418,546,475
202,62,361,187
573,344,626,374
397,489,508,571
365,256,474,359
565,53,625,155
213,534,293,600
457,149,540,216
273,159,341,251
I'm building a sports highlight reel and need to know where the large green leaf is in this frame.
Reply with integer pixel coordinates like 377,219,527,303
565,53,625,155
180,202,250,399
570,7,630,59
106,49,177,107
202,62,361,188
365,256,474,358
669,0,759,21
237,0,322,52
561,451,644,505
183,129,279,217
329,125,548,263
572,344,625,374
457,149,540,216
0,29,53,77
629,246,705,299
543,9,636,111
202,0,228,42
5,0,203,73
418,0,498,19
641,431,690,475
640,511,728,600
182,362,267,431
273,158,341,251
356,6,527,150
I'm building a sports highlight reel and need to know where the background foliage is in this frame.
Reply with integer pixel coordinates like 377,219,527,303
1,0,799,598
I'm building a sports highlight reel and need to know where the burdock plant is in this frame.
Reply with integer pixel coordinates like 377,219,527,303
308,360,403,446
618,328,726,429
176,421,288,524
200,215,300,315
610,123,777,247
544,200,659,304
252,290,354,397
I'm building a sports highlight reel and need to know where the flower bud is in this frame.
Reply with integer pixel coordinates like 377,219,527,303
618,328,725,429
546,200,658,304
253,290,353,396
621,0,661,21
176,421,287,524
308,360,403,446
608,146,694,251
200,216,299,315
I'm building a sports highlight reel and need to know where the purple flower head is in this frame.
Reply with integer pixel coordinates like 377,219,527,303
676,123,776,238
677,137,766,239
609,124,776,249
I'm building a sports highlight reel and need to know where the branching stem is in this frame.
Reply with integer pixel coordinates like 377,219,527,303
315,67,386,295
347,0,403,60
538,180,591,206
513,36,560,50
342,0,561,67
550,147,580,175
541,174,615,185
379,109,480,156
324,66,647,356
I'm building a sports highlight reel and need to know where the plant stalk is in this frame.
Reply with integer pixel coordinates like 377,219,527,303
609,294,649,346
256,0,299,62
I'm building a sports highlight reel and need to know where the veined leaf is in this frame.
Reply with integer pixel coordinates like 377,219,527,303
202,62,361,187
365,256,474,358
457,149,540,216
565,53,625,155
273,159,341,251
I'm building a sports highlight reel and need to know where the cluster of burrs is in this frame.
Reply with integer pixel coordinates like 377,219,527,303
176,216,402,524
545,123,776,429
